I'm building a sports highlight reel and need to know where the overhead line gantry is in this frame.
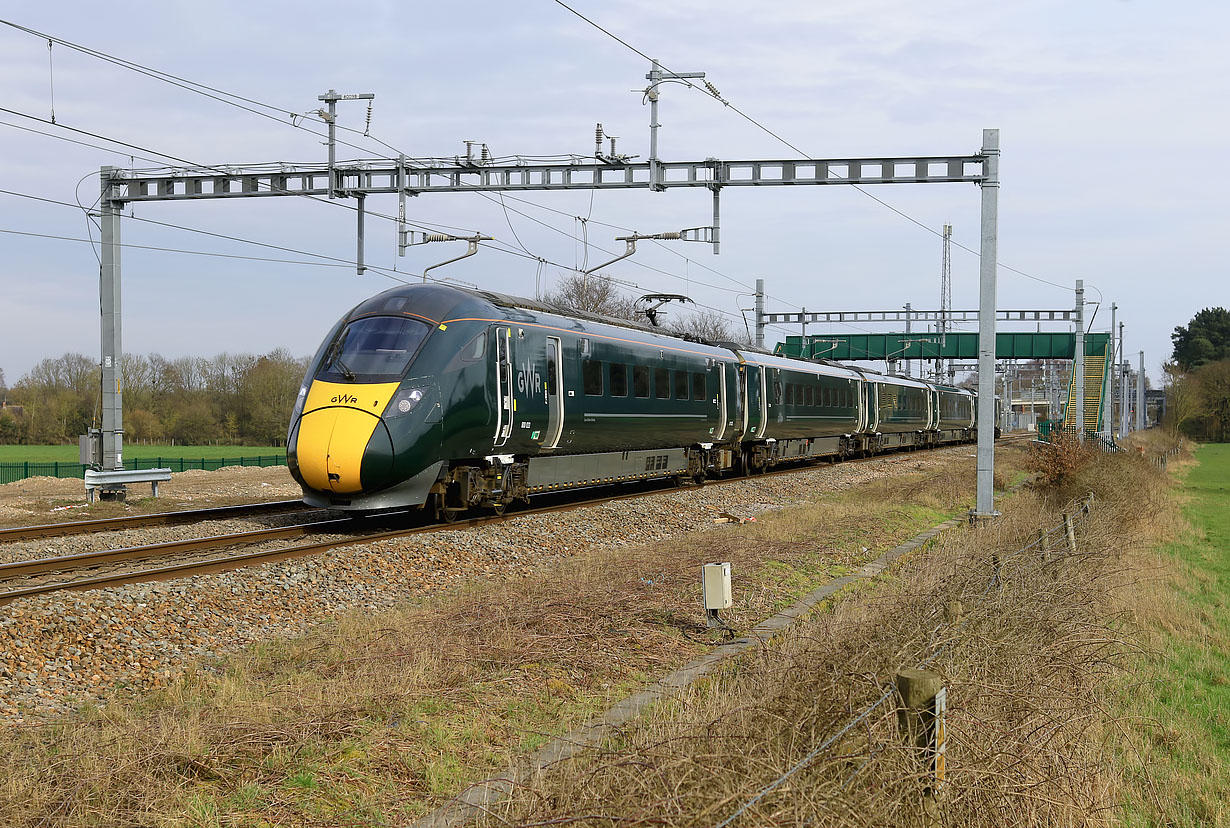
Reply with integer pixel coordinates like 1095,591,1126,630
92,122,1002,515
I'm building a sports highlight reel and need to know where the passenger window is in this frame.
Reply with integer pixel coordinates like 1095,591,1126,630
692,372,706,401
805,386,814,407
674,370,689,400
822,387,831,407
633,366,650,398
583,360,603,396
655,367,670,399
785,384,794,405
610,363,628,397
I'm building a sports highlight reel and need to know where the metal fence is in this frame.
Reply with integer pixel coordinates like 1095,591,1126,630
0,455,287,485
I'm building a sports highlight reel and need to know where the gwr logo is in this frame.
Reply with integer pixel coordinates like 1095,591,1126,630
331,394,359,405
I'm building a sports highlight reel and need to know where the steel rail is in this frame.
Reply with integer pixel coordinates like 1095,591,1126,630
0,500,312,542
0,516,358,580
0,437,1029,606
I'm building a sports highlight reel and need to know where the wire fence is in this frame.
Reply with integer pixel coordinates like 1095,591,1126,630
713,492,1099,826
0,454,286,485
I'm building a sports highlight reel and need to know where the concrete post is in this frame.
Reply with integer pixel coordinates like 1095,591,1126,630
1137,351,1146,430
1120,324,1129,435
975,129,1000,518
324,89,337,198
99,167,124,474
754,278,765,349
1109,303,1117,436
904,302,912,378
1073,281,1085,442
648,59,662,192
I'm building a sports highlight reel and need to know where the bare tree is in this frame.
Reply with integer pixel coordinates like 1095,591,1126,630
665,307,747,344
541,271,638,321
1163,361,1201,437
1191,359,1230,441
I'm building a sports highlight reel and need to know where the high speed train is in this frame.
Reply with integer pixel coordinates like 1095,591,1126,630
286,284,978,519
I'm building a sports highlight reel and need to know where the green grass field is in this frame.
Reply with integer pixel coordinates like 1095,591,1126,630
0,445,285,463
1117,443,1230,826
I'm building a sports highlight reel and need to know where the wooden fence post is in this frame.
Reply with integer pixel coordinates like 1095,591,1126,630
896,668,947,809
1062,512,1078,555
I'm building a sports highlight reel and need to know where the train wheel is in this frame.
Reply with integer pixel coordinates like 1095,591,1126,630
432,493,462,524
488,501,507,517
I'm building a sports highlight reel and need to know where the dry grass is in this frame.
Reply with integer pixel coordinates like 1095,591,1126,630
0,453,990,827
476,447,1184,827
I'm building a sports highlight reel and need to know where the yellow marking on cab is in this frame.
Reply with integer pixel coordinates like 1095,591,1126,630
438,323,447,331
296,380,399,494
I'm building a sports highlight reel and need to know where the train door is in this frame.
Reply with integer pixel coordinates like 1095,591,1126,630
542,336,564,449
493,326,514,448
743,365,767,439
753,365,768,438
738,366,748,437
713,362,728,440
864,382,879,432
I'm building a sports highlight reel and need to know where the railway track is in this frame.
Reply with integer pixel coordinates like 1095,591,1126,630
0,500,316,542
0,436,1032,606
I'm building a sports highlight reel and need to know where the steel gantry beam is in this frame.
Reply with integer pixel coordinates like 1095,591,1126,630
103,154,988,203
763,308,1074,325
93,134,999,514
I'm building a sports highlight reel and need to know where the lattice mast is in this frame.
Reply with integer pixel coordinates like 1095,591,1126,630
939,223,953,382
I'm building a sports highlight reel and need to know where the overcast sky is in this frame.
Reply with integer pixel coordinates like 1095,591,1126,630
2,0,1226,386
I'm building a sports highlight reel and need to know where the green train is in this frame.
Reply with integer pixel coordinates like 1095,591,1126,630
286,284,978,519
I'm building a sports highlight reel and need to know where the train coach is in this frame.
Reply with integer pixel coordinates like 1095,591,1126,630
286,283,976,519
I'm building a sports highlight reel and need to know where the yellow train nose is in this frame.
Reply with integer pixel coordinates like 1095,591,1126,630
295,381,399,494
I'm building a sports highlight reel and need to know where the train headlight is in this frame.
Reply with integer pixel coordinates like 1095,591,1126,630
384,385,429,419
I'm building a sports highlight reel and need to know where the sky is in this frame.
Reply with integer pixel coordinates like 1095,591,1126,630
2,0,1227,388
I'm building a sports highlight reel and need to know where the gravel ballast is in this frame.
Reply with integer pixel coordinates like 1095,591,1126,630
0,450,971,724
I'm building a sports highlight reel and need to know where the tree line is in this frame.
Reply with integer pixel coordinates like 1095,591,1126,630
0,350,307,447
1165,307,1230,441
0,274,746,448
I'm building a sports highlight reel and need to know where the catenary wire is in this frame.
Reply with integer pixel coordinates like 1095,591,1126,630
5,22,840,335
2,19,789,323
550,1,1074,295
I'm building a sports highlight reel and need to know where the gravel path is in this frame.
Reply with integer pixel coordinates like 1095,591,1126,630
0,449,969,724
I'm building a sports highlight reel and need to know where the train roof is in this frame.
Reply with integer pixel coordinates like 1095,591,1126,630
343,285,978,392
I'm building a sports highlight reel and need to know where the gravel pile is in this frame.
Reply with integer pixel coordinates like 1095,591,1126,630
0,450,964,724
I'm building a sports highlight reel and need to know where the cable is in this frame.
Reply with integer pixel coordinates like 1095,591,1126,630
0,106,483,244
0,119,167,165
0,187,403,270
1,23,778,329
3,18,769,317
551,1,654,63
0,227,350,267
550,3,1074,295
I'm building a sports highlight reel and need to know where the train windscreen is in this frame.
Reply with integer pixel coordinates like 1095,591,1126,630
317,316,430,382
